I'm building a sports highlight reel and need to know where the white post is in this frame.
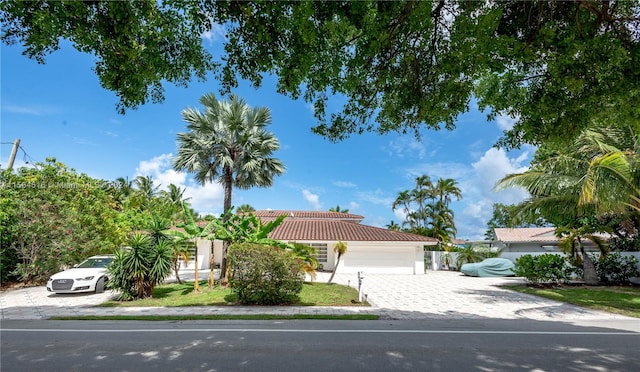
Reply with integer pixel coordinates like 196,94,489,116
357,271,365,302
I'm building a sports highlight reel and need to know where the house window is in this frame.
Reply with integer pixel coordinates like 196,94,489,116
307,243,328,263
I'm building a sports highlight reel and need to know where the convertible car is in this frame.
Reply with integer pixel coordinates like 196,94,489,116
460,258,515,277
47,255,113,294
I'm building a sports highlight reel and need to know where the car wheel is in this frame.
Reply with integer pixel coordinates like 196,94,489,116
95,277,105,293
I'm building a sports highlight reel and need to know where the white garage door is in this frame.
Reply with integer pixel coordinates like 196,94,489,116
342,248,415,274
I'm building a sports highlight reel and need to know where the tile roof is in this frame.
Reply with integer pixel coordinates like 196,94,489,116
196,210,436,243
250,210,364,222
268,219,438,243
493,227,558,243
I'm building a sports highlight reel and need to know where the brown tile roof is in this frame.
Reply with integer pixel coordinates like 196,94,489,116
493,227,557,243
268,219,438,243
250,210,364,222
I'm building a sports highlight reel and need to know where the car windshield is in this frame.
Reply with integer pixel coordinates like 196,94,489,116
76,257,112,268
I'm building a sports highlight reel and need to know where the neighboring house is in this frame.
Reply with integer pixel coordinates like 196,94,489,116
493,227,640,272
493,227,608,262
493,227,561,254
184,210,438,274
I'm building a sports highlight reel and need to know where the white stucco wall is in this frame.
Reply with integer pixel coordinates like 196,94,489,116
179,239,223,270
182,239,434,275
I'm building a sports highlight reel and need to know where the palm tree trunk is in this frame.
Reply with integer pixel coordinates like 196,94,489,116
220,170,233,286
193,240,199,292
581,246,599,285
327,255,342,284
172,259,183,284
208,241,215,288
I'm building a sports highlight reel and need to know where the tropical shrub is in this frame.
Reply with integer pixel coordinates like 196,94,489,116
514,254,573,285
591,253,640,284
228,243,304,305
0,196,19,283
609,236,640,252
454,244,484,269
477,246,503,259
107,234,173,300
0,160,124,284
289,242,319,282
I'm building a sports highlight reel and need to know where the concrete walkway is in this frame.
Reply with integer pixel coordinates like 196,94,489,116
1,271,637,328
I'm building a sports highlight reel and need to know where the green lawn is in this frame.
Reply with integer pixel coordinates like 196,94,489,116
504,284,640,318
100,281,369,308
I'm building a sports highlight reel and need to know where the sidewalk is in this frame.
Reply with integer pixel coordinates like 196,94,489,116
1,270,638,327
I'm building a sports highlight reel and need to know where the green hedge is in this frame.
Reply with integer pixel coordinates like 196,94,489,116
514,254,573,285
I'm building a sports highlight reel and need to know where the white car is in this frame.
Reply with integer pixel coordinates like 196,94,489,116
46,255,114,294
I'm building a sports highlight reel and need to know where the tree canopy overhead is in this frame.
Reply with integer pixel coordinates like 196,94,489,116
3,1,638,147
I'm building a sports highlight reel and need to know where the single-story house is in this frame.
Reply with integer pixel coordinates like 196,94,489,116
493,227,564,254
492,227,640,272
493,227,634,258
184,210,438,275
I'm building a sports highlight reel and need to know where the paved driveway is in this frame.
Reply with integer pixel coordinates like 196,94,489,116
1,271,637,325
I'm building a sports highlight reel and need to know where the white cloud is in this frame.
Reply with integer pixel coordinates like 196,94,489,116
302,189,321,210
399,146,532,240
184,181,225,216
202,23,226,43
333,180,356,188
496,114,518,131
385,137,432,159
135,154,186,188
72,136,96,146
471,147,529,196
356,189,395,206
2,104,59,116
405,161,469,182
135,154,223,215
305,103,316,115
393,208,408,224
452,147,531,239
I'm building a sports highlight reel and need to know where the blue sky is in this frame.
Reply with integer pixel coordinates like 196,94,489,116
1,35,533,240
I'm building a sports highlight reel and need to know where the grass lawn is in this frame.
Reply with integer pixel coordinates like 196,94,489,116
100,281,368,308
504,284,640,318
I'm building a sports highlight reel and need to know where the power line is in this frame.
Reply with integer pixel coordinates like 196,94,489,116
1,140,39,169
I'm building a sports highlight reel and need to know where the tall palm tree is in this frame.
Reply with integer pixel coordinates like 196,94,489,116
112,177,133,209
386,220,401,231
434,178,463,207
392,190,414,229
392,175,462,244
134,175,159,200
236,204,255,214
329,205,349,213
160,184,189,206
495,124,639,284
173,93,286,284
428,204,457,246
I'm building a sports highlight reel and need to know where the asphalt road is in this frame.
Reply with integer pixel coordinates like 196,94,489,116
2,319,639,371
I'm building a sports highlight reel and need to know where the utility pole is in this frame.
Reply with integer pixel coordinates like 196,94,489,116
7,138,20,170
